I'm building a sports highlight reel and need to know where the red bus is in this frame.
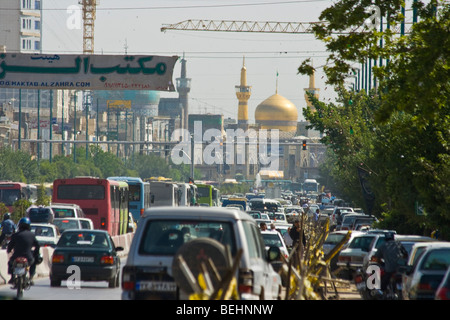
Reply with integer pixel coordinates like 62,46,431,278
0,181,37,212
52,177,129,236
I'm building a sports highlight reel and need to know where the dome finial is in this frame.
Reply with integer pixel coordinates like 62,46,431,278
275,70,279,94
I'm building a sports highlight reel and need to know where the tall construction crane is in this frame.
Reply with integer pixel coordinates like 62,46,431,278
79,0,98,54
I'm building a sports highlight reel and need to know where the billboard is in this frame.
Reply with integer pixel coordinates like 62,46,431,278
0,53,178,91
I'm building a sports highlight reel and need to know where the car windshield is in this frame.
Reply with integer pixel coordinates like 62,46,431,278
139,220,236,256
31,226,54,237
262,233,284,248
421,248,450,271
348,236,375,252
274,214,285,220
57,231,109,248
54,219,79,232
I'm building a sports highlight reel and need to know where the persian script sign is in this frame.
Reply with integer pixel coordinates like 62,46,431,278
0,53,178,91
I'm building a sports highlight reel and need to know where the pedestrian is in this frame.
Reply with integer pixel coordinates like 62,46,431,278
289,219,306,247
314,209,320,223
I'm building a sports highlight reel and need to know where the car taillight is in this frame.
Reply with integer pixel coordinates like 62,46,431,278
238,269,253,294
436,287,450,300
339,256,351,263
140,208,144,216
100,255,114,265
52,254,64,263
418,282,433,291
354,274,363,284
122,266,136,291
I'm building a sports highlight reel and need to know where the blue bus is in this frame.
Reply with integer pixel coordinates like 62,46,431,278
108,177,151,223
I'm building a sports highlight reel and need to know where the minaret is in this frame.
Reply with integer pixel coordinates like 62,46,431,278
235,57,251,129
304,67,320,112
176,54,191,131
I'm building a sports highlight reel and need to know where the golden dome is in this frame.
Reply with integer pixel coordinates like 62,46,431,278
255,93,298,132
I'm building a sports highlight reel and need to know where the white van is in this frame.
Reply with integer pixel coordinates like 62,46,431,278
122,207,282,300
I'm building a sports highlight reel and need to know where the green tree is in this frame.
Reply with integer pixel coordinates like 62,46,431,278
298,0,450,238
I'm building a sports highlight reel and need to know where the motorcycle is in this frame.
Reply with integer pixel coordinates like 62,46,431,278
1,233,13,249
354,259,403,300
11,257,32,299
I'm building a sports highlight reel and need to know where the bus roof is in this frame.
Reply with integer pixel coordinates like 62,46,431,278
108,176,145,183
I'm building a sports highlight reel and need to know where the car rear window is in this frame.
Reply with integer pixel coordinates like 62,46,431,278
57,231,108,248
325,234,346,245
348,236,375,251
52,208,76,218
262,233,283,248
139,220,236,256
421,249,450,271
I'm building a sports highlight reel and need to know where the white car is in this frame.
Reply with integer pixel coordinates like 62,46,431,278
53,217,94,234
401,242,450,300
260,230,289,260
30,223,59,248
122,207,282,300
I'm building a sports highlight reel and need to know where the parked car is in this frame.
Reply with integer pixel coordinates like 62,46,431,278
30,223,59,248
260,230,289,260
49,203,86,218
53,217,94,234
435,266,450,300
401,242,450,300
50,229,123,287
121,207,282,300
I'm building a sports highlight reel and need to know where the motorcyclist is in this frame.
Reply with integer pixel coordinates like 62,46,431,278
7,217,40,285
0,213,16,245
373,232,408,294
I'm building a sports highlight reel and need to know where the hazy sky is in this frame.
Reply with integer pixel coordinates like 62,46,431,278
41,0,341,122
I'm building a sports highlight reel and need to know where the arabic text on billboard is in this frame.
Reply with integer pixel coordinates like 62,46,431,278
0,53,178,91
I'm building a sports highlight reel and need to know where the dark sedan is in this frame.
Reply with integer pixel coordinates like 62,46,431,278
50,230,123,288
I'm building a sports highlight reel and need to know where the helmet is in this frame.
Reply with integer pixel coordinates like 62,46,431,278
385,231,395,241
18,217,31,230
3,213,11,220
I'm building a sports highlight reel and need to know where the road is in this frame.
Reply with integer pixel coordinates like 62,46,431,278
0,257,126,300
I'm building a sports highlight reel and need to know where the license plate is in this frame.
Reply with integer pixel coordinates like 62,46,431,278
136,281,177,292
14,267,26,275
356,282,366,290
72,256,94,263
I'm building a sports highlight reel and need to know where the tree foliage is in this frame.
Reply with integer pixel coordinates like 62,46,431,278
299,0,449,238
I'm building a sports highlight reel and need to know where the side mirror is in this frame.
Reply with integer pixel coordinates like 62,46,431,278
115,246,124,252
267,246,281,262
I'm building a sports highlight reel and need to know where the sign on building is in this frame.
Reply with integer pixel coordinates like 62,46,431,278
0,53,178,91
